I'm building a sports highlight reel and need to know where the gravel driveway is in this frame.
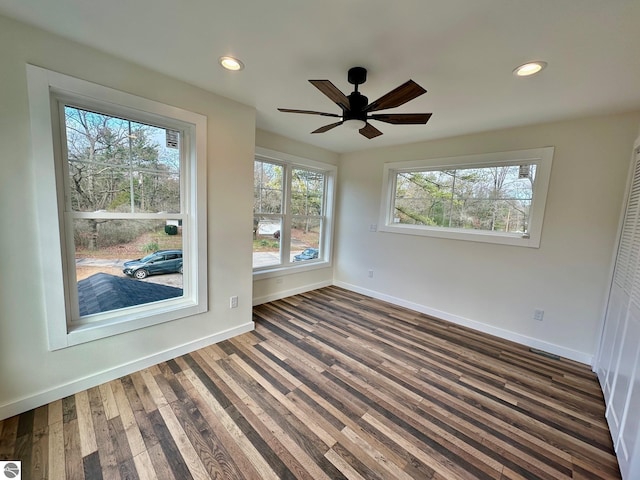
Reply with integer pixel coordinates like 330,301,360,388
75,257,183,288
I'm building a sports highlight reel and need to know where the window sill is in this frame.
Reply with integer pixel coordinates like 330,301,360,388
253,260,332,280
379,223,541,248
57,300,206,349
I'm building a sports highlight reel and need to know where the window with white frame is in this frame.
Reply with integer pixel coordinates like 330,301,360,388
253,148,336,272
26,65,208,349
379,147,554,247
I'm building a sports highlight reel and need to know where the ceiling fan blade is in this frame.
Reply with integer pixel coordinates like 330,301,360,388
278,108,341,118
369,113,432,124
359,123,383,139
364,80,427,112
312,121,344,134
309,80,351,110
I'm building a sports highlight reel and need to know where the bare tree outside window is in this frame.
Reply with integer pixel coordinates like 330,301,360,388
63,106,184,318
394,164,536,234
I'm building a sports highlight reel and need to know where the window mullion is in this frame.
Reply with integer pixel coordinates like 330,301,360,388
281,164,293,264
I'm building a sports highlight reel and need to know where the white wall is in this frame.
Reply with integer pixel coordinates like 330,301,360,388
334,113,640,363
253,129,339,304
0,15,256,419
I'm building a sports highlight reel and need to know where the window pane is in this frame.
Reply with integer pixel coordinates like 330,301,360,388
64,106,181,213
74,218,183,317
394,164,536,233
253,216,281,268
291,168,324,215
254,161,283,214
291,217,321,262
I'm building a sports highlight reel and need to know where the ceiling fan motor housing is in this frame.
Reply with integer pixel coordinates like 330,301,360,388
345,92,368,121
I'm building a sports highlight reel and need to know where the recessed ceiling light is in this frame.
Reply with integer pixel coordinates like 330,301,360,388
513,61,547,77
219,56,244,71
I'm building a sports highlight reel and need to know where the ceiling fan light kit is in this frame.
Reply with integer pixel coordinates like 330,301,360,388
278,67,432,139
343,119,366,130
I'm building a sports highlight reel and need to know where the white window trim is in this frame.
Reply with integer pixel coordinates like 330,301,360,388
253,147,336,278
379,147,554,248
26,65,208,350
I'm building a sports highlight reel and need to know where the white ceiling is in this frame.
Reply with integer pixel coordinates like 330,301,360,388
2,0,640,153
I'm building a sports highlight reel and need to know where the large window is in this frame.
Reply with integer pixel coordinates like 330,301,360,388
253,148,336,272
27,65,208,349
380,147,553,247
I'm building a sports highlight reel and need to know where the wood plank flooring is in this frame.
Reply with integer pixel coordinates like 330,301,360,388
0,286,621,479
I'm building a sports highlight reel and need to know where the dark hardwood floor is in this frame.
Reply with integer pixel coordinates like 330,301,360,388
0,286,620,479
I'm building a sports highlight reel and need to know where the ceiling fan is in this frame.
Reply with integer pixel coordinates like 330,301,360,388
278,67,432,139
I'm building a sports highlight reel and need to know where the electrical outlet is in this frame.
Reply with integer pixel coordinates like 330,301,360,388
369,224,377,232
230,296,238,308
533,309,544,321
368,269,374,278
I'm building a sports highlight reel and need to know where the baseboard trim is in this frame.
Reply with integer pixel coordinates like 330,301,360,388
0,322,254,420
334,281,593,365
253,280,332,306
